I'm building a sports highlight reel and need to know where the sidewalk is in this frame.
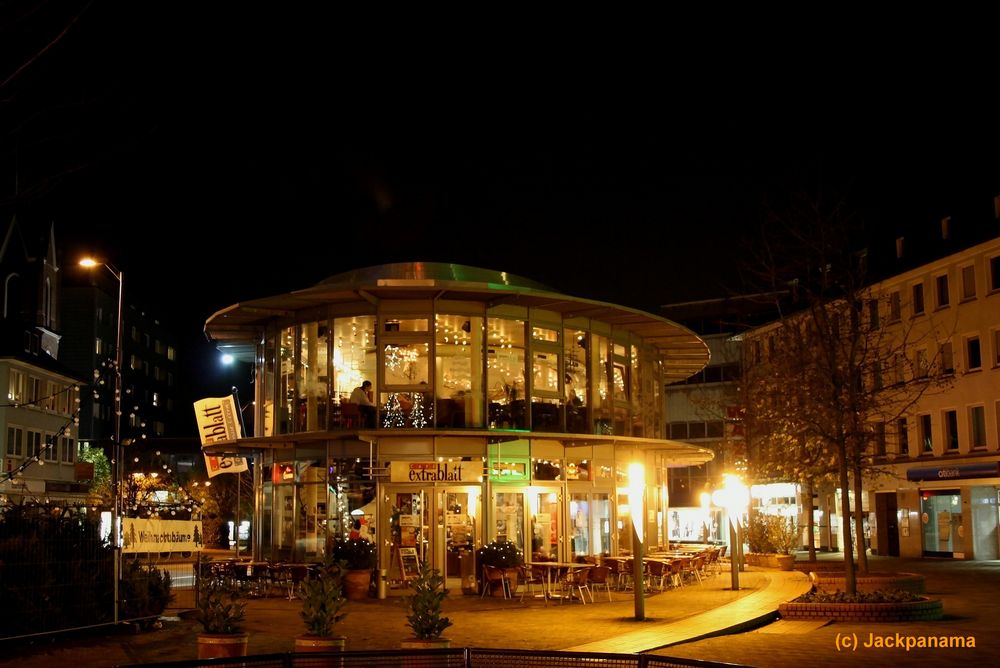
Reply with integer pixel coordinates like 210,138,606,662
10,554,998,668
655,555,1000,667
6,563,788,667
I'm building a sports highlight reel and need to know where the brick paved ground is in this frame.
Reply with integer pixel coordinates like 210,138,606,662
653,556,1000,667
5,567,768,666
5,553,998,668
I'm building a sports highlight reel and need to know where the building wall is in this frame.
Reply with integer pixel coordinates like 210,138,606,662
0,360,83,501
867,235,1000,560
664,333,743,505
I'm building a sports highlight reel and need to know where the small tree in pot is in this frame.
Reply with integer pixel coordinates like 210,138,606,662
332,538,377,600
401,561,452,649
296,559,349,654
194,578,249,659
768,515,800,570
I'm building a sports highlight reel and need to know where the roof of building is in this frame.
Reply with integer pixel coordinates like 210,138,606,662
205,262,710,383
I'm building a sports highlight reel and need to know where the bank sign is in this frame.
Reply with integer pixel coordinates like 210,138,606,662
390,461,470,483
906,462,1000,481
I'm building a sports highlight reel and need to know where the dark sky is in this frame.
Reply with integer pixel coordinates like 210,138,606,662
4,3,1000,400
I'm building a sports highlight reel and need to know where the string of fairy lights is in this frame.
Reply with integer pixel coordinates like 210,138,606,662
0,384,80,488
1,356,206,516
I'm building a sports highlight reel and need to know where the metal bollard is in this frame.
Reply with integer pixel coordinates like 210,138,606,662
377,568,388,599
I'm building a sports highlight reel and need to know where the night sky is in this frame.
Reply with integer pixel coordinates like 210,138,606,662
4,3,1000,402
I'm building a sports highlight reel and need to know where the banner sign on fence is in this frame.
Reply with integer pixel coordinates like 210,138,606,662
122,518,204,553
193,395,248,477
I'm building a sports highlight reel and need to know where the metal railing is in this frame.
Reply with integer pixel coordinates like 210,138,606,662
116,647,751,668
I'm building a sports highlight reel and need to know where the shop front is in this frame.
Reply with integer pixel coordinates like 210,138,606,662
871,460,1000,560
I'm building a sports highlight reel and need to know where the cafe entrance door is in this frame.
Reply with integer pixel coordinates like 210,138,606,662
435,486,481,593
384,484,481,592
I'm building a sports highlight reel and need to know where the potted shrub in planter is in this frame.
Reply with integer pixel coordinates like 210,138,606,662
744,512,773,566
475,539,523,597
767,515,799,571
400,560,452,649
295,559,349,655
194,577,249,659
120,559,173,629
332,538,377,601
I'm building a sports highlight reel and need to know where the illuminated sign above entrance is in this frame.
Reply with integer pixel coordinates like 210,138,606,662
390,461,470,483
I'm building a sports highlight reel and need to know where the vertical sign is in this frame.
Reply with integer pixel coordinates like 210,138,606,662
194,395,248,477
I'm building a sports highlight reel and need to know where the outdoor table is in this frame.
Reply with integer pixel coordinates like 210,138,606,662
526,561,593,600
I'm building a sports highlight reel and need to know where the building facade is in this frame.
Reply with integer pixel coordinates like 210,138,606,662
742,231,1000,561
866,234,1000,560
205,263,713,587
0,218,85,503
61,268,182,454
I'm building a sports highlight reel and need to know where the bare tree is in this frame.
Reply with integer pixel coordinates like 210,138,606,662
741,189,952,594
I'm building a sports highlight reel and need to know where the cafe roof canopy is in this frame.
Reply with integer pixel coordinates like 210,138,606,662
205,262,710,384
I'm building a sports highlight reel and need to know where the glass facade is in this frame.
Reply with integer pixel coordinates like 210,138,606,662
255,305,670,437
208,264,711,576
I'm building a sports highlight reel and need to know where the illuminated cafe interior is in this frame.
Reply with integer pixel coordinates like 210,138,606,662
204,262,713,590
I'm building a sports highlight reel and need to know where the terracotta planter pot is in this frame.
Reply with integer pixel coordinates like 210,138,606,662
295,635,346,667
776,554,796,571
196,633,248,659
343,569,372,600
400,637,451,649
295,635,346,652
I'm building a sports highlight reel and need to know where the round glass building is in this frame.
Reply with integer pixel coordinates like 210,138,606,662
205,262,713,587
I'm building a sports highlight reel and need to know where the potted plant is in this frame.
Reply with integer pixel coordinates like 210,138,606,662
332,538,377,600
744,512,774,566
475,539,523,597
194,577,249,659
119,559,173,629
767,515,799,570
400,560,452,649
295,559,349,655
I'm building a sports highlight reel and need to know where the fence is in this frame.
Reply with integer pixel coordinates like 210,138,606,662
0,505,196,640
117,648,750,668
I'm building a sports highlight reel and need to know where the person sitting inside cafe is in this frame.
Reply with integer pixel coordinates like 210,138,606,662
350,380,376,427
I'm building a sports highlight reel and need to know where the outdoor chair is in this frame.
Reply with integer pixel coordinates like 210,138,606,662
558,567,592,604
285,564,311,600
645,559,668,592
601,558,622,589
668,558,684,588
481,564,512,599
681,556,704,585
587,565,613,601
518,564,548,604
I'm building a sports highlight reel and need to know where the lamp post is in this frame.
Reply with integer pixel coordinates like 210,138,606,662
713,474,749,591
627,462,646,621
80,258,123,623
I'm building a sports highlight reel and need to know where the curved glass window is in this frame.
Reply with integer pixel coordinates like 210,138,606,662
487,318,526,429
383,343,429,386
565,329,588,434
298,321,329,431
268,307,671,438
435,314,485,428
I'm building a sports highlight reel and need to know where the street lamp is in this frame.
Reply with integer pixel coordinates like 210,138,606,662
80,257,123,623
713,473,749,591
627,462,646,621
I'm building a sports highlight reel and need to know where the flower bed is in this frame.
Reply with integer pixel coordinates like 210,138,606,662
779,594,942,622
806,570,925,594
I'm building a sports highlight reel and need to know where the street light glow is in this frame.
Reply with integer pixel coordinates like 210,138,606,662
79,254,124,621
221,353,235,365
627,462,645,543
